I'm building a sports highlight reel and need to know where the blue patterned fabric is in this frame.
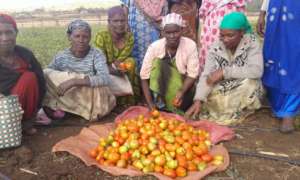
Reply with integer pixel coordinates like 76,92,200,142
121,0,161,71
262,0,300,117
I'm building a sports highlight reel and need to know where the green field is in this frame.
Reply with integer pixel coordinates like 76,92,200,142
17,25,104,68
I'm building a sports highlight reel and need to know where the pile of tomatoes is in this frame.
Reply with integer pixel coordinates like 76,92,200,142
89,110,224,178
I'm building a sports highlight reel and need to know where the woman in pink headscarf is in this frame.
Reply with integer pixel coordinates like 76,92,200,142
198,0,251,72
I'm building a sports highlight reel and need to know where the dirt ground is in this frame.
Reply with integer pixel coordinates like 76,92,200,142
1,107,300,180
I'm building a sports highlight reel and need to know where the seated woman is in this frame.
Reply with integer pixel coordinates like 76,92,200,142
39,19,116,123
0,14,45,133
94,6,140,105
186,12,264,125
140,13,199,114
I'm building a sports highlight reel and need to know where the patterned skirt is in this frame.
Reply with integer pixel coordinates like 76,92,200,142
199,78,264,125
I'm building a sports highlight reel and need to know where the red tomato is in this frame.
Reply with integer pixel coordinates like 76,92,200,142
176,155,187,168
125,62,133,71
187,161,197,171
107,152,120,163
151,109,160,118
89,149,98,158
172,98,181,107
201,154,213,162
154,165,164,173
176,166,187,177
163,168,177,178
118,62,126,71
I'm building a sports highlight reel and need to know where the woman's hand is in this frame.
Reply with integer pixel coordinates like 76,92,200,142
113,60,121,67
185,100,202,118
148,103,157,111
109,62,125,76
141,79,156,111
207,69,223,86
113,61,127,73
173,90,184,107
257,11,266,37
57,79,78,96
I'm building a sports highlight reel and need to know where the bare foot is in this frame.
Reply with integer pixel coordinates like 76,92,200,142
279,117,295,134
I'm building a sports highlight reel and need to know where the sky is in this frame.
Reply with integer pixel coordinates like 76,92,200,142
0,0,120,12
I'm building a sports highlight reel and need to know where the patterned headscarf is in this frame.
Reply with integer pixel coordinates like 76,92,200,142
67,19,91,35
220,12,252,33
0,13,17,31
108,6,125,19
161,13,185,28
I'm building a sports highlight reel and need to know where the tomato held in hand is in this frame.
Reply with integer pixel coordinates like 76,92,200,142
118,62,127,71
172,98,181,107
125,62,133,71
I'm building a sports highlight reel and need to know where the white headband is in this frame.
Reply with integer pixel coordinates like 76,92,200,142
161,13,185,28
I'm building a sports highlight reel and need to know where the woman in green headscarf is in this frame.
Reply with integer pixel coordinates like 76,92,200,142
186,12,264,125
95,6,140,105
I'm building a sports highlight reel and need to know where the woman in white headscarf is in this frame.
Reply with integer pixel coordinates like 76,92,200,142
140,13,199,114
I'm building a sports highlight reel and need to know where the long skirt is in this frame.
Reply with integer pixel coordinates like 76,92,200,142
262,0,300,118
200,78,264,125
43,69,116,121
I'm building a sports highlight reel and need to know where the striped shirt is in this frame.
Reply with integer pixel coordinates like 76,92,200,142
48,47,110,87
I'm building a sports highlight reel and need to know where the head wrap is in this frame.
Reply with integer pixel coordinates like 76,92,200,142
108,6,125,19
67,19,91,35
0,13,17,31
161,13,185,29
220,12,252,33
